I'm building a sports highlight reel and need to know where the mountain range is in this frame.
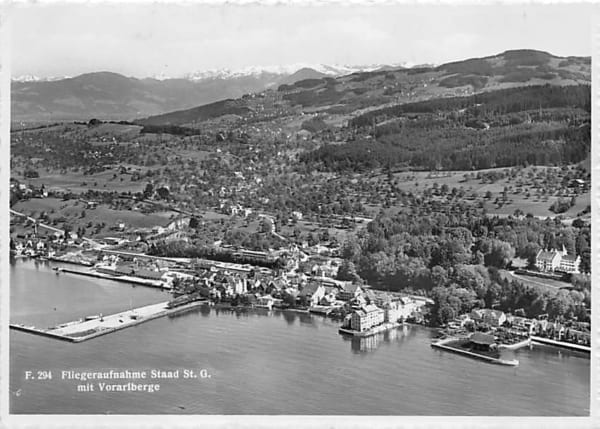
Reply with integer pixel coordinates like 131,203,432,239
137,50,590,127
11,63,403,122
12,50,590,123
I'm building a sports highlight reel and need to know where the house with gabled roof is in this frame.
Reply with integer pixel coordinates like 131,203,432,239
470,308,506,327
298,282,326,306
536,245,581,274
337,283,363,301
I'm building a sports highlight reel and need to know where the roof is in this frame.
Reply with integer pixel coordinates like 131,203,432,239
115,265,135,275
537,250,560,261
561,254,579,262
470,332,495,345
342,283,361,294
299,282,322,296
361,304,382,314
481,309,504,318
134,269,164,280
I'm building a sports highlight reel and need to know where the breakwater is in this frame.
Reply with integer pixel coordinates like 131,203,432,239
58,267,169,289
530,336,591,353
431,337,519,366
10,300,207,342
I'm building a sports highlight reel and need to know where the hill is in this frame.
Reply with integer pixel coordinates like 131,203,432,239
11,64,397,123
137,49,589,127
277,67,328,86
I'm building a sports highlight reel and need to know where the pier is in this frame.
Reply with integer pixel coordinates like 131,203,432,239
498,337,531,350
58,267,170,289
530,336,591,353
431,337,519,366
10,300,207,342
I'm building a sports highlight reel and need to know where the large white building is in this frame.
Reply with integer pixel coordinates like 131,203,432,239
350,305,385,332
535,246,581,274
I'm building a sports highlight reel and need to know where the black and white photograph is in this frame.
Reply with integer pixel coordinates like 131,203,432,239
2,1,597,424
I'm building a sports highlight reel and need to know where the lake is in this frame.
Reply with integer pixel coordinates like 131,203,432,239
9,259,590,415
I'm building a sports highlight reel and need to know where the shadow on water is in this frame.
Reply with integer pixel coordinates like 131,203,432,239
167,306,204,320
298,312,315,326
199,305,211,317
280,311,297,326
346,325,413,354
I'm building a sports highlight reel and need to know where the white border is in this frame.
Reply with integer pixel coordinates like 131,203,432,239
1,1,598,428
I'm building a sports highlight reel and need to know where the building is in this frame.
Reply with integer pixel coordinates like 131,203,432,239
382,302,401,323
470,309,507,327
469,332,496,351
535,249,562,272
298,282,326,307
350,305,385,332
256,295,274,309
337,283,363,301
558,254,581,274
535,246,581,274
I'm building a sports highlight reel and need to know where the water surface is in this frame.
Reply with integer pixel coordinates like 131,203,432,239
10,259,590,415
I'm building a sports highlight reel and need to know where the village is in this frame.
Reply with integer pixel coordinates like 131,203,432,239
10,198,590,362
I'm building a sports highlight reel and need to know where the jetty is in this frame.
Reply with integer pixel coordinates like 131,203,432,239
57,267,170,289
530,336,591,353
431,337,519,366
498,337,531,350
10,300,207,342
47,256,94,267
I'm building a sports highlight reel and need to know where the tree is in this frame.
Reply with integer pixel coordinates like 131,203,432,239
337,260,362,283
156,186,170,199
483,239,515,269
522,242,541,268
259,218,273,234
143,183,154,199
341,236,362,262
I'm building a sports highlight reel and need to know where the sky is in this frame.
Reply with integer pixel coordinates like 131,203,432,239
8,2,597,79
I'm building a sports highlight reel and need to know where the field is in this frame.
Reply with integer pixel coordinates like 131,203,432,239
372,165,590,218
25,169,146,194
499,270,572,294
12,198,178,237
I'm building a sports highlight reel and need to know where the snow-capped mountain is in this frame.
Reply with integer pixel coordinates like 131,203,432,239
11,62,412,121
12,74,72,82
182,62,409,81
13,62,411,83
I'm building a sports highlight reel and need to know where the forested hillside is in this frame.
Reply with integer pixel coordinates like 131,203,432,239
300,85,590,171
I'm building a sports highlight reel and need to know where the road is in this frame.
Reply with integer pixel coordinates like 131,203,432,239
10,208,101,248
501,270,571,292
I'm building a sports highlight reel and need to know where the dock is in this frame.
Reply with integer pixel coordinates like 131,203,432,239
431,337,519,366
10,300,207,342
58,267,170,289
530,336,591,353
46,256,94,267
498,337,531,350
